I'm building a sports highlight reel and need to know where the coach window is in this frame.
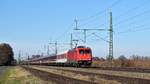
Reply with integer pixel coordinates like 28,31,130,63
79,50,84,54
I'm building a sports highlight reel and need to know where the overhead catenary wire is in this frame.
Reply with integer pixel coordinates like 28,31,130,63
50,1,150,57
77,0,121,28
116,26,150,35
55,21,74,41
113,0,150,20
117,23,150,34
111,0,150,37
78,0,150,33
92,33,109,43
53,0,121,45
114,8,150,27
79,0,150,29
78,20,105,28
73,32,85,43
79,0,121,21
114,16,150,31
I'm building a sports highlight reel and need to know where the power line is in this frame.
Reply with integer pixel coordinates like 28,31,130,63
74,19,107,43
117,23,149,34
92,33,109,43
78,0,150,39
78,15,106,28
116,26,150,35
114,16,149,31
115,24,150,35
74,12,114,61
90,24,106,29
114,0,150,20
72,32,85,43
49,41,58,55
79,0,121,22
79,21,105,29
55,21,74,41
114,8,150,27
49,36,74,54
77,0,121,28
76,0,121,30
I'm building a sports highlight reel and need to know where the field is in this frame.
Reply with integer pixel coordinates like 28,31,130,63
0,63,150,84
0,66,55,84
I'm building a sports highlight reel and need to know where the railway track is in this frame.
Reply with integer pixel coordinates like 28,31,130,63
22,66,97,84
33,65,150,84
90,67,150,73
25,64,150,73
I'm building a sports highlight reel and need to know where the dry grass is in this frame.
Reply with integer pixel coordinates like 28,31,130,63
126,60,150,68
92,60,150,68
0,66,55,84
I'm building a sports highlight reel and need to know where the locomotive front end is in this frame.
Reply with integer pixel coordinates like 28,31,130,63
76,46,92,66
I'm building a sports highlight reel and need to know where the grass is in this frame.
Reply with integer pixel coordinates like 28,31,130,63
0,66,51,84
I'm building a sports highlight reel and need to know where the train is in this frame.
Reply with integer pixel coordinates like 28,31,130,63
24,46,92,67
0,43,15,65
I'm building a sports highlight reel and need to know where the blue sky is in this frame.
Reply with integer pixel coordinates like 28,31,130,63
0,0,150,59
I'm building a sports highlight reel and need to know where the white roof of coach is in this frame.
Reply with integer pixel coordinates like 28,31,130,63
57,50,68,55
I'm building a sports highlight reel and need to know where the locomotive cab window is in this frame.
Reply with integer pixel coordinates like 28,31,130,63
79,50,84,54
85,50,91,54
79,50,91,54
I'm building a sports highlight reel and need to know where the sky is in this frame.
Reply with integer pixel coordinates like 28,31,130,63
0,0,150,59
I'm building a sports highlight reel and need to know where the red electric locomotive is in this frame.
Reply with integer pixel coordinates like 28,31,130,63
27,46,92,67
67,46,92,66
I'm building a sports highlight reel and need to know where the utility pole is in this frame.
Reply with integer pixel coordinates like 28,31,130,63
28,55,30,65
18,50,21,64
74,12,114,61
70,33,73,49
55,41,57,55
84,30,86,43
74,19,78,30
108,12,114,61
47,45,49,55
49,41,58,55
49,34,75,54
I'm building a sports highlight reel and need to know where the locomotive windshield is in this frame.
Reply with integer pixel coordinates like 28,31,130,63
79,50,84,54
79,50,91,54
85,50,91,54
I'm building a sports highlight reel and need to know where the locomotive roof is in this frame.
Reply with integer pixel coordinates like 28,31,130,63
75,46,90,49
77,46,86,48
68,46,91,51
